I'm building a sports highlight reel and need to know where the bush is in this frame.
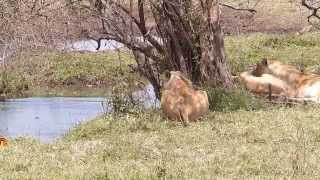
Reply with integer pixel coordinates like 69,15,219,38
262,35,317,48
206,87,266,112
0,71,29,97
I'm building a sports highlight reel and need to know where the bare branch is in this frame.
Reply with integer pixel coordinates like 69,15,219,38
302,0,320,22
137,0,164,53
219,3,257,14
106,0,141,29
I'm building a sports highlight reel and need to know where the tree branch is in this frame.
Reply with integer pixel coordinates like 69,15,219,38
107,0,141,27
302,0,320,22
219,3,257,14
137,0,164,53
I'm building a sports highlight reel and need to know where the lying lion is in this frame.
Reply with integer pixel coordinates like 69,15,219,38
161,71,209,125
241,58,320,100
240,71,293,96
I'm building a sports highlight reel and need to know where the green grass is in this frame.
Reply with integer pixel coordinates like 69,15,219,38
206,87,266,112
47,52,135,86
0,71,29,96
2,107,320,179
226,32,320,74
1,50,141,97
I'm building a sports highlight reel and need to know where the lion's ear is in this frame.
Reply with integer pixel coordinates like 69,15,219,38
261,58,268,66
164,70,170,78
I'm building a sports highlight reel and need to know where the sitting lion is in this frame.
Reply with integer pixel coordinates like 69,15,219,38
160,71,209,125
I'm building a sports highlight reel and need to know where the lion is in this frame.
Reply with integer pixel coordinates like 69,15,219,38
240,71,293,96
160,71,209,125
252,58,320,99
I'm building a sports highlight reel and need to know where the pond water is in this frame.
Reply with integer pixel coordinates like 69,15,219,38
0,84,159,143
0,97,108,143
60,37,163,52
62,39,124,52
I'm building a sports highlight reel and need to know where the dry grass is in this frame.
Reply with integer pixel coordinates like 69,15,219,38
2,106,320,179
222,0,311,33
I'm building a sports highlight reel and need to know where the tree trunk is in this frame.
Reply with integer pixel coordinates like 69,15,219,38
82,0,233,98
132,50,162,99
199,0,233,88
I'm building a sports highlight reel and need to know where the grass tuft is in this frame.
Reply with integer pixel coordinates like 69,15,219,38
206,87,267,112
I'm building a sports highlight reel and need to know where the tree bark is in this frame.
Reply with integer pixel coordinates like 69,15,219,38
199,0,233,88
132,50,162,99
82,0,233,98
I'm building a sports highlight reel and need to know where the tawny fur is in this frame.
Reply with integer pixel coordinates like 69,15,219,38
252,58,320,99
161,71,209,124
240,71,294,96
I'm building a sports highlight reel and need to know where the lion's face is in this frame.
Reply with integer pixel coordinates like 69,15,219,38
163,71,193,90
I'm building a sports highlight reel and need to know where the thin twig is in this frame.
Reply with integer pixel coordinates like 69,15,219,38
219,3,257,14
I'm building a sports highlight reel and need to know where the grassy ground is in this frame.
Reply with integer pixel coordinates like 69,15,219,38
2,32,320,179
0,50,141,97
226,32,320,74
2,106,320,179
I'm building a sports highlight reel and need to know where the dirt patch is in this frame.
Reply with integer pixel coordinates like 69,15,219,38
220,0,311,34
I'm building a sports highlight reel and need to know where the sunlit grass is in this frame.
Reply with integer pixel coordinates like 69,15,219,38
2,106,320,178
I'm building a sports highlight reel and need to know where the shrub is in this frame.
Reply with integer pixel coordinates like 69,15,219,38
206,87,266,112
0,71,29,96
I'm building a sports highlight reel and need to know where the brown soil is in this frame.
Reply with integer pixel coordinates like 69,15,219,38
220,2,310,34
